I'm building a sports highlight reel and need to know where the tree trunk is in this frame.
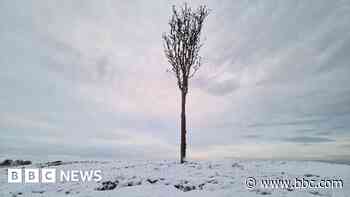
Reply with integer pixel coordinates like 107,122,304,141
180,91,187,163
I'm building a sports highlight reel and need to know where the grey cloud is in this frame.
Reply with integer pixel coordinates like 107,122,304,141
243,134,261,139
282,136,335,143
294,129,317,133
194,77,240,96
315,131,332,136
42,37,116,83
1,0,350,161
206,79,240,96
247,119,326,128
341,144,350,149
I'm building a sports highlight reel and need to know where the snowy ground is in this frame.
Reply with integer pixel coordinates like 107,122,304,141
0,159,349,197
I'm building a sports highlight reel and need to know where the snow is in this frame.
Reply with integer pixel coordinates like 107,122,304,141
0,159,349,196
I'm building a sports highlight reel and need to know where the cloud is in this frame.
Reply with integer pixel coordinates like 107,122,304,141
194,76,240,96
0,0,349,161
242,134,261,139
315,131,332,136
282,136,335,144
246,119,327,128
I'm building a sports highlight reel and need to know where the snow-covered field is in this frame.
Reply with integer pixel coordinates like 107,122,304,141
0,159,349,197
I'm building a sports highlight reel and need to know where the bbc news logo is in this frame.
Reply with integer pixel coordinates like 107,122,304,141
8,168,102,183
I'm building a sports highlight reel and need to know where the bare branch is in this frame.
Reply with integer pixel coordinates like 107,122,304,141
162,3,209,93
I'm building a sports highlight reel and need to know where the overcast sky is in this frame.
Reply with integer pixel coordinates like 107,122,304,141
1,0,350,162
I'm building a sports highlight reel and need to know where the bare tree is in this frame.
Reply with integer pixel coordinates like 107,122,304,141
163,3,209,163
